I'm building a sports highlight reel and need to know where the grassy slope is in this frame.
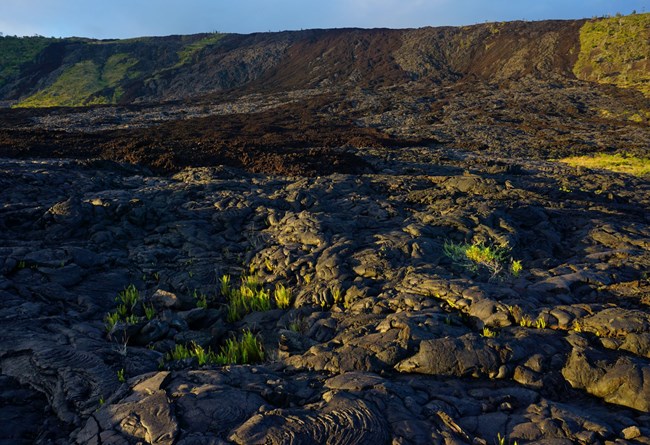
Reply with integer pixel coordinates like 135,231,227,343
16,53,140,107
175,33,225,67
14,33,225,107
574,13,650,96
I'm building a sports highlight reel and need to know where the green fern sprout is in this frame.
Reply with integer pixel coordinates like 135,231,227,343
274,283,292,309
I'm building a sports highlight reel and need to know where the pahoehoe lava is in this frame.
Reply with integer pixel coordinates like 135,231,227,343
0,13,649,445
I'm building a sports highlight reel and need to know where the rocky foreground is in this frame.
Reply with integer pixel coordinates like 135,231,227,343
1,143,649,444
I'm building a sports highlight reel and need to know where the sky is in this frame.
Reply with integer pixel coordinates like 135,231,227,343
0,0,648,39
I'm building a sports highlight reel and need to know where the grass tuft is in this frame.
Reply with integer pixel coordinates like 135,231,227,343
274,283,292,309
226,276,271,322
216,330,264,365
482,326,498,338
105,284,141,331
193,289,209,309
220,274,231,297
519,315,534,328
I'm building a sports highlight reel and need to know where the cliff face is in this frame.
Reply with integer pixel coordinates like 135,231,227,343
0,13,648,107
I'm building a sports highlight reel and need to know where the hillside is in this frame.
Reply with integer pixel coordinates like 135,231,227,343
0,14,648,107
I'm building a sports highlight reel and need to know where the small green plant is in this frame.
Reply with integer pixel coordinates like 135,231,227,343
220,274,231,297
216,330,264,365
227,285,271,321
117,368,126,383
443,240,518,279
166,343,192,361
108,301,142,327
190,342,217,366
105,311,121,331
495,432,518,445
482,326,498,338
331,286,343,305
242,273,261,291
535,317,547,329
519,315,534,328
17,260,26,269
264,257,274,273
98,396,105,406
193,289,208,309
226,274,272,322
116,285,139,312
464,243,508,266
116,304,128,318
164,342,219,366
144,304,156,320
153,272,160,282
510,260,523,277
319,298,330,310
274,283,292,309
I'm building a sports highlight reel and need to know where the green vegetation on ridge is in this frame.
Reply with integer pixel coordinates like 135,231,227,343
11,32,224,107
16,53,140,107
175,33,225,67
0,36,54,88
574,13,650,96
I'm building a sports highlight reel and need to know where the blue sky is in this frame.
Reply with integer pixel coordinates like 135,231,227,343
0,0,648,39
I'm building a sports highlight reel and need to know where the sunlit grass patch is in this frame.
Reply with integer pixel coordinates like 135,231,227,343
225,273,271,322
559,153,650,177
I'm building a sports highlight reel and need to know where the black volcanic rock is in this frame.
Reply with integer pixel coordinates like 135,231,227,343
0,13,649,445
